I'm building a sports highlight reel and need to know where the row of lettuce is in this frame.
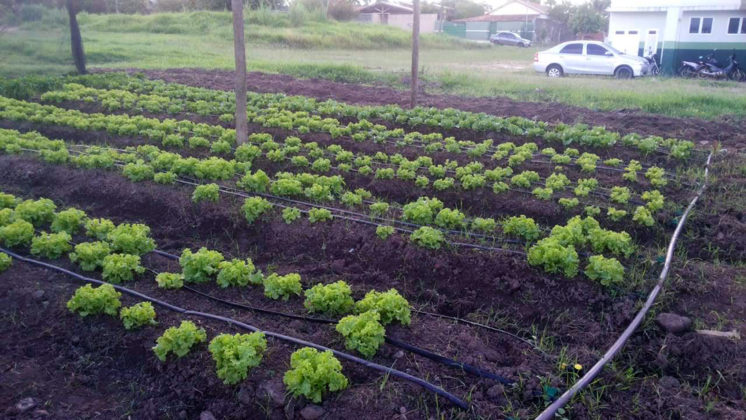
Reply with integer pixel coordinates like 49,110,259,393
39,76,695,159
37,83,689,189
0,95,672,223
0,191,420,402
2,128,644,283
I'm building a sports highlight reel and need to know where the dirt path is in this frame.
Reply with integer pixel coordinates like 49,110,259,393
110,68,745,149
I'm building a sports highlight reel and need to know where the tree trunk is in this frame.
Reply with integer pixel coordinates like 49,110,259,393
231,0,249,145
410,0,420,108
66,0,87,75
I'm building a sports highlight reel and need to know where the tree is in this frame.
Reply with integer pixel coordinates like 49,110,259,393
231,0,248,145
66,0,87,74
440,0,484,20
569,3,605,34
544,0,609,35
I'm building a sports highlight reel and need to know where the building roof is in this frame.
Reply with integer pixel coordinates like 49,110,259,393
453,0,548,23
357,1,413,14
608,0,744,12
489,0,548,15
454,14,542,23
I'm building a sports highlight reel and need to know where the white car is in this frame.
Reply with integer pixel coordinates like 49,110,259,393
533,41,650,79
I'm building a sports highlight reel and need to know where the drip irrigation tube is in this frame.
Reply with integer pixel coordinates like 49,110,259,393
172,177,528,256
412,309,554,361
149,250,514,383
180,283,513,385
51,144,527,252
153,248,545,360
535,150,716,420
0,247,469,410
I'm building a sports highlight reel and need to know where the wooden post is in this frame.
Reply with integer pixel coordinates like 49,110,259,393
66,0,87,75
231,0,248,145
410,0,420,108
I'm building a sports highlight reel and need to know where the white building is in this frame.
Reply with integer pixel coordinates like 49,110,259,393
356,2,439,33
607,0,746,74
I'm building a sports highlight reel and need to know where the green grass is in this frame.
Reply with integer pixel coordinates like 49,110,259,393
2,10,746,120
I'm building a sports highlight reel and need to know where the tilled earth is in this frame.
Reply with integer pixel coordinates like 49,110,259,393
1,71,745,419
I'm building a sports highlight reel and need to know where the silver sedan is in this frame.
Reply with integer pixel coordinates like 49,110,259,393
533,41,650,79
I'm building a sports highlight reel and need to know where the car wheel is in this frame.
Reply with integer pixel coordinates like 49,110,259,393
546,64,563,78
615,66,633,79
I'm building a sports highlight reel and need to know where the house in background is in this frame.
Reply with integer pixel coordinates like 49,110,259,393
356,1,438,33
607,0,746,74
447,0,565,43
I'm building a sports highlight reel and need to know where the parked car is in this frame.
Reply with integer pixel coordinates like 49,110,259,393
490,31,531,48
533,41,650,79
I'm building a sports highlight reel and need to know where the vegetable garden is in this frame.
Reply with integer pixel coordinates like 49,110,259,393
1,71,743,419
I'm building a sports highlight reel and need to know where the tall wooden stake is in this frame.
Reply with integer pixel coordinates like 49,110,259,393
66,0,87,75
410,0,420,108
231,0,248,145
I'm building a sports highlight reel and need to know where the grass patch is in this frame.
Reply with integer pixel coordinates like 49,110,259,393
2,10,746,120
23,9,482,50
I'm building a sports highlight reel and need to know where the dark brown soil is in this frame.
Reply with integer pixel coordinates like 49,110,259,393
1,154,745,419
109,68,746,149
2,72,745,419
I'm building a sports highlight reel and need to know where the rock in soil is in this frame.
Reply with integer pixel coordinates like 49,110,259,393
257,379,285,407
487,384,505,400
31,290,45,301
199,411,216,420
655,313,692,334
300,404,326,420
237,385,254,405
15,397,37,413
659,375,681,390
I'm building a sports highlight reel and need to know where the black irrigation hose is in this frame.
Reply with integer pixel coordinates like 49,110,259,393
181,284,514,385
383,336,514,386
149,248,517,383
0,247,469,410
172,177,528,256
44,142,637,247
152,248,541,363
101,247,516,384
411,309,555,362
53,143,527,250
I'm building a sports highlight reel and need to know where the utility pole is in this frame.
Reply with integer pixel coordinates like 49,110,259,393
66,0,87,74
410,0,420,108
231,0,248,145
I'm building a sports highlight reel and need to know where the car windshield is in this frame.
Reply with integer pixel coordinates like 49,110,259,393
604,44,624,55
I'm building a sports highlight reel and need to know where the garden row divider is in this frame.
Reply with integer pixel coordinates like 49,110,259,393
0,246,470,410
535,149,716,420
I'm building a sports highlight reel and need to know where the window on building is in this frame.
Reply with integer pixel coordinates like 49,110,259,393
559,43,583,54
628,30,638,34
728,17,746,34
587,44,610,56
701,17,713,33
689,18,700,33
690,17,713,34
615,30,624,35
728,17,739,33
